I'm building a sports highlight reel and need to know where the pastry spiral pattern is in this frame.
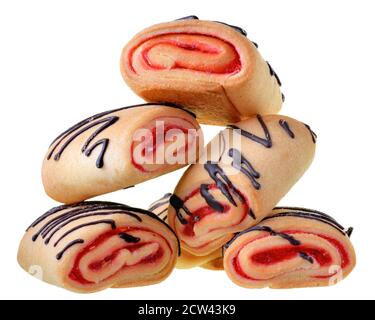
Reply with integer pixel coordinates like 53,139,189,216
121,16,283,125
17,202,179,293
223,207,356,288
148,193,222,269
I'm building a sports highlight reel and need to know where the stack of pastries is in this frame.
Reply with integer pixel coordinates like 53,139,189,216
18,16,355,293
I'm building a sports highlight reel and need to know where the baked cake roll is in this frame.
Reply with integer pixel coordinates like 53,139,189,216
17,201,179,293
223,207,356,288
42,103,203,204
120,16,283,125
149,193,222,269
168,115,316,256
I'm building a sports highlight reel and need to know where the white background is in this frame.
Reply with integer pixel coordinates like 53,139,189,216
0,0,374,300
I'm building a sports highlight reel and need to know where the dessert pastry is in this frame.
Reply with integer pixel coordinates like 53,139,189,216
223,207,356,288
168,114,316,256
42,103,203,204
17,201,180,293
149,193,222,269
120,16,283,125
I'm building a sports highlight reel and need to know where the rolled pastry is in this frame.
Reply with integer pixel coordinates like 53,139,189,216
42,103,203,204
120,16,283,125
148,193,223,270
223,207,356,288
168,114,316,256
17,201,179,293
149,193,221,269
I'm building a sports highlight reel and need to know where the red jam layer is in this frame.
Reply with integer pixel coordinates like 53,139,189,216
129,33,241,75
68,227,169,285
131,124,190,173
181,184,250,238
251,245,332,266
231,230,350,281
285,230,350,269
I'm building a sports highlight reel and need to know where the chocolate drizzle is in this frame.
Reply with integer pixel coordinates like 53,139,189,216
304,124,317,143
200,184,225,212
213,21,247,37
229,148,261,190
119,232,141,243
224,225,301,250
28,201,180,259
56,239,84,260
266,61,282,86
53,219,116,247
279,119,295,139
46,102,195,169
170,194,191,225
176,15,199,21
228,115,272,148
148,193,172,212
175,15,247,37
268,207,348,236
299,252,314,264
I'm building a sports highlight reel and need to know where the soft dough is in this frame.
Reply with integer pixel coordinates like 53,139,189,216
168,114,317,256
18,201,180,293
120,16,283,125
223,207,356,288
42,103,203,204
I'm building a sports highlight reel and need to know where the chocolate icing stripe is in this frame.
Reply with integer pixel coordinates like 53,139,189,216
175,15,199,21
119,232,141,243
39,210,142,244
200,184,225,212
299,252,314,264
36,204,141,236
83,138,109,169
148,193,172,212
49,102,194,147
273,207,342,226
304,124,317,143
228,148,261,190
53,220,116,247
213,21,247,36
228,114,272,148
266,61,282,86
170,194,190,225
263,212,346,235
174,15,247,37
224,225,301,251
27,201,115,231
29,201,181,257
279,119,295,139
47,102,196,168
56,239,84,260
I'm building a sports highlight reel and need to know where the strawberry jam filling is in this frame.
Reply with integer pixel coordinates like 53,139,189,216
131,124,191,173
180,184,250,239
251,245,332,266
68,227,169,285
231,230,350,281
129,33,241,75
